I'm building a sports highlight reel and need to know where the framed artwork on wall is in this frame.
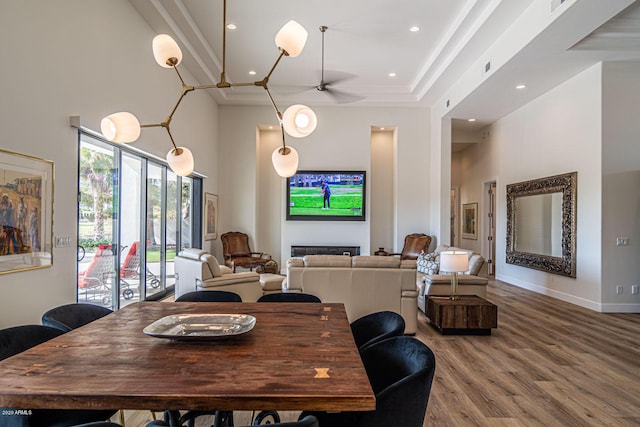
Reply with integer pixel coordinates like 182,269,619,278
204,192,218,240
0,148,54,274
462,202,478,240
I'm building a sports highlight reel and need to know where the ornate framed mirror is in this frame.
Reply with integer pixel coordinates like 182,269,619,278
506,172,577,277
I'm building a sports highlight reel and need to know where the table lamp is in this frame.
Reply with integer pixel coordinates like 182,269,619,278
440,251,469,300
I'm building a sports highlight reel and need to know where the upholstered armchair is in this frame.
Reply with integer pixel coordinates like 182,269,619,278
174,248,263,301
221,231,273,272
390,233,432,260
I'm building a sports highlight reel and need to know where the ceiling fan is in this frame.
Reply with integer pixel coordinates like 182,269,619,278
314,26,364,104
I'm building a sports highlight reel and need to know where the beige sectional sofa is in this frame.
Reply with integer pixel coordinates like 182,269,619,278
285,255,418,334
416,245,488,312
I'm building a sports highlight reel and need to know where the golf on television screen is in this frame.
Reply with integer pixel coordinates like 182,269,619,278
286,171,366,221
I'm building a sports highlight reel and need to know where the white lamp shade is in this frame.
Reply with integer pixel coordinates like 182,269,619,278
282,105,317,138
153,34,183,68
440,251,469,273
166,147,194,176
275,20,308,57
101,112,141,143
272,146,299,177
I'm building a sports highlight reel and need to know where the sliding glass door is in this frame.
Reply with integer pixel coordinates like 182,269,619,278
119,152,144,305
145,163,166,300
77,132,201,309
77,139,118,307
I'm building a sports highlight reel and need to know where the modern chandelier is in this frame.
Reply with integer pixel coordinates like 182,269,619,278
101,0,317,177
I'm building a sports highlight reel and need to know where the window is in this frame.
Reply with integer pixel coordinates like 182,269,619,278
77,132,202,309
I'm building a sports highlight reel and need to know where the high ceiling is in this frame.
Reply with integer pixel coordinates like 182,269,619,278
130,0,640,129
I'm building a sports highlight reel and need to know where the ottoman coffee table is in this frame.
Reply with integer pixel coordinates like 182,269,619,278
259,273,286,294
426,295,497,335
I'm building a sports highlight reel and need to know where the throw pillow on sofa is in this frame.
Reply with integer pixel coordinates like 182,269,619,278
417,251,439,275
416,251,428,271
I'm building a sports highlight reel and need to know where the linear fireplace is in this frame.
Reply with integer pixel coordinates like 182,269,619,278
291,245,361,257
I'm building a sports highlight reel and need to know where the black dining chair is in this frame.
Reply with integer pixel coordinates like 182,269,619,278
255,292,320,424
0,325,118,427
72,423,123,427
299,336,436,427
165,290,242,427
175,290,242,302
350,310,405,352
257,293,321,303
42,303,113,332
146,414,319,427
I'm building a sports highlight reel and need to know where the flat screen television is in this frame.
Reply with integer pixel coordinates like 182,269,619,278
286,171,366,221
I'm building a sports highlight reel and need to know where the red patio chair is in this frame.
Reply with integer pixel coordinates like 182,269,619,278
77,244,115,306
120,242,160,299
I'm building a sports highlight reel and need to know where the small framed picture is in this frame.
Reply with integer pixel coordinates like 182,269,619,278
204,193,218,241
462,202,478,240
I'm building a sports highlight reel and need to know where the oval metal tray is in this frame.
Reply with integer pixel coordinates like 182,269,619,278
143,313,256,340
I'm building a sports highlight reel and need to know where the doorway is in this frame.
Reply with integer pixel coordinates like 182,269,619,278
450,187,459,247
483,181,497,276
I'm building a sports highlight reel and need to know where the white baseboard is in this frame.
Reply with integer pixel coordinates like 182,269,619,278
494,273,640,313
598,303,640,313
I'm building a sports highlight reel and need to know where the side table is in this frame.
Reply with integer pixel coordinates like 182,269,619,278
426,295,497,335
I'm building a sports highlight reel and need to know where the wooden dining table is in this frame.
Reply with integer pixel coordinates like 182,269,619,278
0,302,375,413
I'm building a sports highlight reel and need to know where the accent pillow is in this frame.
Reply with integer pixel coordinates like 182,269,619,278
417,251,440,275
416,250,430,272
201,254,221,278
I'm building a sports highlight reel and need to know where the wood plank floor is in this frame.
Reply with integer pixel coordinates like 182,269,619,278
117,279,640,426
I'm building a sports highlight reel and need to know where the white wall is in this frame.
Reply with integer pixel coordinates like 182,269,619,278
216,106,274,262
485,64,603,308
448,62,640,312
0,0,218,328
256,128,284,267
601,61,640,310
218,106,430,266
370,130,395,253
451,64,605,306
429,117,452,246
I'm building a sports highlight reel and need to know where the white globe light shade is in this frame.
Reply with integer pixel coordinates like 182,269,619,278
275,20,308,57
101,112,141,143
152,34,183,68
282,105,317,138
166,147,194,177
271,146,299,178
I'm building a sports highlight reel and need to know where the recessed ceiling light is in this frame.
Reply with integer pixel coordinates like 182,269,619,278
249,70,256,75
388,72,396,78
226,23,237,30
410,26,420,32
468,118,476,122
380,127,385,130
516,84,526,89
